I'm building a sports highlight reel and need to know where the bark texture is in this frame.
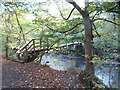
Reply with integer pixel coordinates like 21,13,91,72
65,0,94,75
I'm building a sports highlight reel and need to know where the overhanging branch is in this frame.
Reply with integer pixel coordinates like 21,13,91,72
93,18,120,26
45,25,58,32
45,22,82,34
61,22,82,33
106,4,119,13
92,23,101,37
91,11,103,21
58,7,75,20
65,0,85,16
25,28,38,35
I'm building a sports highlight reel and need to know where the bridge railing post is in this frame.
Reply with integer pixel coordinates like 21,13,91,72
39,39,42,49
33,39,35,55
25,46,28,62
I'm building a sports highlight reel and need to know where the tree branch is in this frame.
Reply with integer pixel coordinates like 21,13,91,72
45,22,82,33
25,28,38,35
65,0,85,17
93,18,120,26
91,11,103,21
14,11,26,43
61,22,82,33
92,23,101,37
45,25,58,32
106,3,120,14
58,7,75,20
85,3,90,11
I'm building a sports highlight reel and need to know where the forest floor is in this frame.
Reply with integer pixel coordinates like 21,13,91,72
1,56,85,88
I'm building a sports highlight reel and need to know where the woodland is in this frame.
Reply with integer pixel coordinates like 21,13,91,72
0,0,120,89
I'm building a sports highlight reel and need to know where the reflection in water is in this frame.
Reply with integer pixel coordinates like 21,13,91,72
40,54,119,88
95,64,119,88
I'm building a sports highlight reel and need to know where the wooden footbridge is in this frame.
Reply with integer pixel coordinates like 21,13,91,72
15,39,82,63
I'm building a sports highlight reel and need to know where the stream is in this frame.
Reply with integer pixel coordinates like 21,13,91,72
40,53,119,88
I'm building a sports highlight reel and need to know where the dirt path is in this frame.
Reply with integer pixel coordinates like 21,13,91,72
1,57,84,88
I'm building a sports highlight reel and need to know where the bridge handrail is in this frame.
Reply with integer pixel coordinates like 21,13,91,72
16,39,35,53
16,38,82,54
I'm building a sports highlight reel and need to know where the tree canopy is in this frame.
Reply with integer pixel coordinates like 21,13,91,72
0,0,119,79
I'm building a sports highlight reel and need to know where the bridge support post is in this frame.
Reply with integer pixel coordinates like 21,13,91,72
33,39,35,56
25,47,28,62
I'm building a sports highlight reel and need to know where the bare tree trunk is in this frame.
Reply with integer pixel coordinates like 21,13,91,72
83,15,94,76
14,11,26,43
65,0,94,76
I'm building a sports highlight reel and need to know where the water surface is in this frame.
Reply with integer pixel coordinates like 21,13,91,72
40,54,119,88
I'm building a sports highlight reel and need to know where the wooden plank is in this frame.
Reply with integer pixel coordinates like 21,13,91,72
16,39,33,53
27,43,33,50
